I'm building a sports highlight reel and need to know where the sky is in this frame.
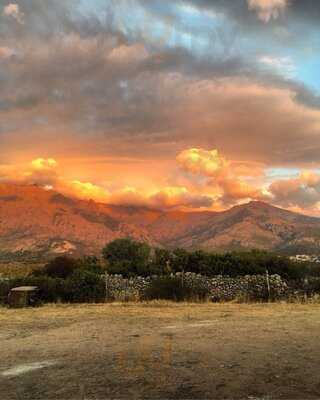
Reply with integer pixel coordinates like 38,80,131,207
0,0,320,215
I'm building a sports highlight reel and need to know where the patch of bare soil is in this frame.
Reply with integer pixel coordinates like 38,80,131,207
0,303,320,399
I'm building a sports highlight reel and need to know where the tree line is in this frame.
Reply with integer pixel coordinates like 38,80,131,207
1,238,319,304
102,238,311,280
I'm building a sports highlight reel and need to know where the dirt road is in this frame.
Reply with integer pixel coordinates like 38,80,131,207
1,303,320,399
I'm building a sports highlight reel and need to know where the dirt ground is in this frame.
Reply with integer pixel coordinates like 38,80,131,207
1,302,320,400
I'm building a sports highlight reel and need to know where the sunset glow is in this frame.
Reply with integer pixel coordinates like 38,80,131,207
1,0,320,215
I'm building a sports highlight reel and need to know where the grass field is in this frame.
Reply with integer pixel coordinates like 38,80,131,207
0,262,44,278
1,302,320,399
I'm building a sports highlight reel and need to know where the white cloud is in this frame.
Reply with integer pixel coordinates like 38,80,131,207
247,0,288,23
259,56,296,78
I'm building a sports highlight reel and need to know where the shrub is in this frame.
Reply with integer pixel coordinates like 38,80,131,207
36,256,79,279
144,276,187,301
147,248,303,280
77,256,106,275
103,238,151,277
143,276,210,301
302,277,320,295
0,280,11,304
0,271,106,304
66,270,105,303
151,248,172,275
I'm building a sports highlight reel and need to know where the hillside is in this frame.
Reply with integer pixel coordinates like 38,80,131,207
1,183,320,258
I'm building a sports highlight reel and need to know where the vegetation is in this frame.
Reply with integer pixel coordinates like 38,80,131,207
0,255,106,304
102,238,151,277
66,269,105,303
144,276,210,301
1,238,320,304
34,256,79,279
103,240,307,280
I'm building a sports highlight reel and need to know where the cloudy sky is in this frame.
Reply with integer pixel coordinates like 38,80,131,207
0,0,320,214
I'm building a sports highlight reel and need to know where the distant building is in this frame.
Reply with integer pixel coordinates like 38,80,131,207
290,255,320,263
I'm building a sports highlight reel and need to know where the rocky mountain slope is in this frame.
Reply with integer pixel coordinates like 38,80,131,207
1,183,320,258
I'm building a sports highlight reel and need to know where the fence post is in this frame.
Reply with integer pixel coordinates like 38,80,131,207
266,269,271,301
105,273,108,302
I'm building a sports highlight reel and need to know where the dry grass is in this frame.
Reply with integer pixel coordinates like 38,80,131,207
1,302,320,399
0,262,43,278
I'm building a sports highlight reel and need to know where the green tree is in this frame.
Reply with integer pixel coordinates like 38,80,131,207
67,269,105,303
77,256,106,275
151,248,172,275
187,250,211,275
39,256,79,279
171,248,189,273
102,238,151,277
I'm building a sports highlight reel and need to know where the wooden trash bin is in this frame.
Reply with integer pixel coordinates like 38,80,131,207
8,286,40,308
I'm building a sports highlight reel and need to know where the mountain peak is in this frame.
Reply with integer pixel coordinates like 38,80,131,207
246,200,276,209
232,200,278,212
1,184,320,257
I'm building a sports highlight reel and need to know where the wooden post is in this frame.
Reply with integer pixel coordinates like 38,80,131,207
105,273,109,302
266,269,271,301
166,259,171,275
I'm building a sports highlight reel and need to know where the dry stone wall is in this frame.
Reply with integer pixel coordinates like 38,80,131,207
105,273,288,302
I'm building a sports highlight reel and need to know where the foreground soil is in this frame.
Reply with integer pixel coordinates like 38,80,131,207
0,303,320,400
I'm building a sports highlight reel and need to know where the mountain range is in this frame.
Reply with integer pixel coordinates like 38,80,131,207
1,183,320,259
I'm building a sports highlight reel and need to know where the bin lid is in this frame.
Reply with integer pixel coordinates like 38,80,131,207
10,286,38,292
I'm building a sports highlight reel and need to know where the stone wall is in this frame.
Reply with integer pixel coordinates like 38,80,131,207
105,273,288,302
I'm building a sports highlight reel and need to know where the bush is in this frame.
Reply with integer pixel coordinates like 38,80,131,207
147,248,303,280
0,271,106,304
0,280,11,304
143,276,210,301
103,238,151,277
302,277,320,296
66,269,105,303
77,256,106,275
144,277,187,301
36,256,79,279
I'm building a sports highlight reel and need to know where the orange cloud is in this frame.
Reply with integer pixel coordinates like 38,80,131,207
2,151,267,209
2,3,24,24
230,161,266,178
1,157,213,210
149,187,212,209
107,187,147,208
3,154,320,215
31,158,58,171
218,178,265,202
0,46,15,60
177,148,229,177
177,148,267,204
107,186,212,210
20,158,59,186
247,0,288,23
66,180,110,203
108,43,148,63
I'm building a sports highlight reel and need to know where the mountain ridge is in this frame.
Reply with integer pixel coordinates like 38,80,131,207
1,183,320,258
